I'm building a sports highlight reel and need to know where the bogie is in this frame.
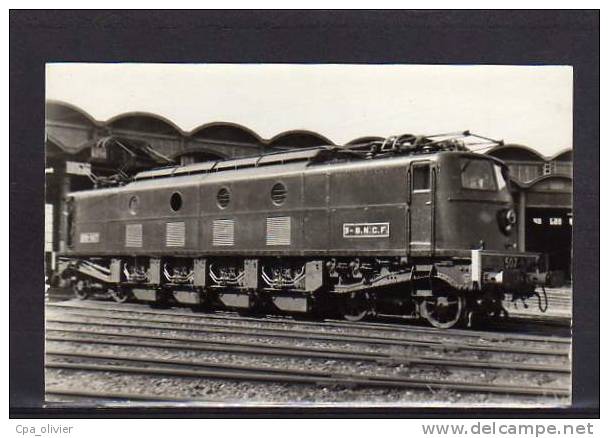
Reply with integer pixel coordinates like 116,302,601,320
59,254,533,329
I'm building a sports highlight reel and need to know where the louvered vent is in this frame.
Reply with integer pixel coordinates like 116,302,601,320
213,219,235,246
125,224,143,248
216,187,231,208
266,216,291,246
166,222,185,247
271,182,287,205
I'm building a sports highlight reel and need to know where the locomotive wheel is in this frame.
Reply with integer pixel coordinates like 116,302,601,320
420,292,465,329
109,287,129,304
72,279,90,300
341,293,371,322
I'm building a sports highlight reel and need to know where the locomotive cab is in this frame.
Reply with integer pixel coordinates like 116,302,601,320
400,152,550,328
420,153,549,315
433,153,518,255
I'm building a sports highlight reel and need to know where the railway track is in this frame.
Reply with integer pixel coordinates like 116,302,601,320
45,298,571,404
46,350,570,398
46,326,570,373
46,388,209,404
46,309,570,357
47,300,571,344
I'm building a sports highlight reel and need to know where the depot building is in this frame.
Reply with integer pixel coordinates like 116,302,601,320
45,100,573,280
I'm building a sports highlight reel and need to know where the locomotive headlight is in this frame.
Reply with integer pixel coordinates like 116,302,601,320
498,208,517,235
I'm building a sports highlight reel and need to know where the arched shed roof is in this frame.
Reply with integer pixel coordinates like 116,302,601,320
45,101,571,167
485,144,546,161
45,134,96,154
267,130,334,148
45,135,94,161
46,100,98,127
189,122,264,145
527,174,573,191
171,146,230,161
106,112,184,136
550,148,573,162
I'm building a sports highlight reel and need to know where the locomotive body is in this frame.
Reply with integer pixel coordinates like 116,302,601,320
59,136,549,328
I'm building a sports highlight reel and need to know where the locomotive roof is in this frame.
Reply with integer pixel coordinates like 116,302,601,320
70,149,503,198
132,147,333,181
70,132,509,198
132,144,499,182
129,132,506,184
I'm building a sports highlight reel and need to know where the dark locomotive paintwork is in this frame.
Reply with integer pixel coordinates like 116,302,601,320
59,140,550,328
66,152,516,258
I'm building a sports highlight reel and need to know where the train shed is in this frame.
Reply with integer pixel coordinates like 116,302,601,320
486,145,573,278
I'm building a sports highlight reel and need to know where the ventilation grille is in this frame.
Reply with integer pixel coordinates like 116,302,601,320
125,224,143,248
266,216,291,246
213,219,235,246
166,222,185,247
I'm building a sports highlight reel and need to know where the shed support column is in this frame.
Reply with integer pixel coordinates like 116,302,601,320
518,191,526,251
58,172,71,252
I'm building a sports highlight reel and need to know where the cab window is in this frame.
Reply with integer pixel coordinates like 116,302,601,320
461,159,497,191
493,164,508,191
412,164,430,191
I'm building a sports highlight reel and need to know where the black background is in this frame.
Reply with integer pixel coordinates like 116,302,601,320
9,10,599,418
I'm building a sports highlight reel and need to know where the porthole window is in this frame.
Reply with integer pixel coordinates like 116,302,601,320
271,182,287,206
128,195,139,215
170,192,182,212
217,187,231,209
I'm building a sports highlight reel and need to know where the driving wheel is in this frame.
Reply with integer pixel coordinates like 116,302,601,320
341,293,371,322
72,279,90,300
420,292,465,329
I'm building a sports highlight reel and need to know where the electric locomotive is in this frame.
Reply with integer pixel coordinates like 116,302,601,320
57,132,552,328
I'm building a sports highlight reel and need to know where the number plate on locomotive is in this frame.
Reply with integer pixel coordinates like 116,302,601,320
79,232,100,243
343,222,390,238
504,256,520,269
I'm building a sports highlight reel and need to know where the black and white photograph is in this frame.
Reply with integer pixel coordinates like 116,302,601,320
42,63,573,408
